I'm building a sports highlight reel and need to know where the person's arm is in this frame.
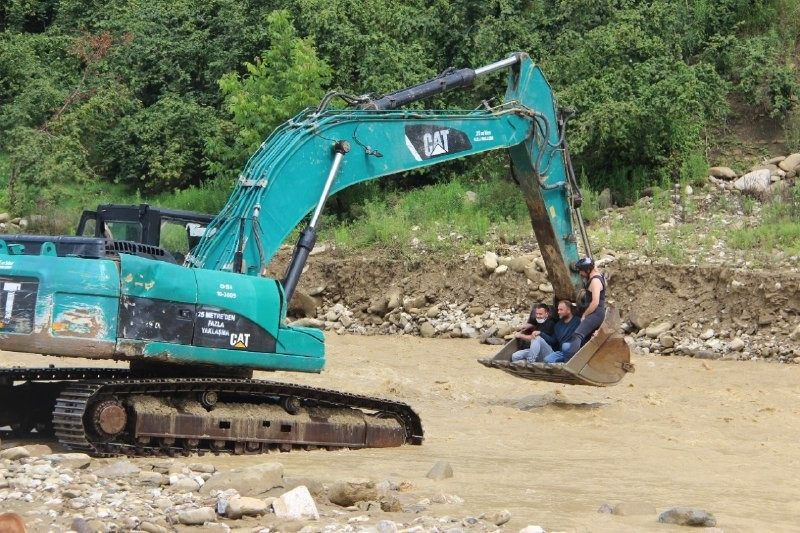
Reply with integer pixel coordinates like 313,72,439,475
582,279,601,318
515,331,534,340
539,328,555,346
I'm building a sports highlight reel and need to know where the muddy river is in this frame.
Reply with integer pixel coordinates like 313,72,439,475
2,334,798,532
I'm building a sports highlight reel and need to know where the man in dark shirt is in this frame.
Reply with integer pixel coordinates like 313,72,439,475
511,303,556,363
512,300,580,364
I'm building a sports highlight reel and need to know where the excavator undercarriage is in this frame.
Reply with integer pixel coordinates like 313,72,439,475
0,367,422,455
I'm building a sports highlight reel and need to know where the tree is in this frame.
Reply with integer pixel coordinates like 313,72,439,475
211,10,331,175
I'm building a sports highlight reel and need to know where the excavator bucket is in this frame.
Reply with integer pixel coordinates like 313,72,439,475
478,307,634,386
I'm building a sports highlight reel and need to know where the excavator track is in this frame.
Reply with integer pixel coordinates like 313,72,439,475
1,368,422,456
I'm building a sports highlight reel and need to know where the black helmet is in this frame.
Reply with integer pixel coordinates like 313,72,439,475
574,256,594,273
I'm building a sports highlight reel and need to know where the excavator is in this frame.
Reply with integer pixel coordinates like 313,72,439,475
0,52,631,456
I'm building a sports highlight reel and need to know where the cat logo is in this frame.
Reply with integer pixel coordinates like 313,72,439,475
404,125,472,161
229,332,251,349
422,129,450,157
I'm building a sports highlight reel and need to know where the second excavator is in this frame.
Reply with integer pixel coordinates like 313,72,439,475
0,52,631,455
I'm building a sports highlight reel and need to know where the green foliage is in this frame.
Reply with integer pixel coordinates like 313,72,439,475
0,0,799,219
213,10,331,174
109,94,223,193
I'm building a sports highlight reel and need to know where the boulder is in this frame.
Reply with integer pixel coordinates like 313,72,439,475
728,337,745,352
464,191,477,203
789,324,800,341
0,447,30,460
658,507,716,527
272,486,319,520
494,264,509,275
177,507,216,525
419,322,436,338
0,213,8,223
538,282,553,293
507,256,531,273
700,328,715,340
708,166,737,180
426,461,453,480
426,305,441,318
403,294,426,310
765,156,786,165
733,169,771,193
645,322,673,338
778,153,800,172
226,495,269,518
328,479,379,507
200,462,283,496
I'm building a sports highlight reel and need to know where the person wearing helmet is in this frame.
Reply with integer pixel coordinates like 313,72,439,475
543,256,606,363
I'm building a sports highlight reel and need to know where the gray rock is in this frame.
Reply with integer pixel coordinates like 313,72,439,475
765,156,786,165
728,338,745,352
188,462,216,474
138,471,166,486
733,169,771,193
426,461,453,480
645,322,673,338
0,447,30,460
494,264,509,275
0,213,8,223
693,349,721,360
419,322,436,338
283,476,326,499
538,282,553,293
377,520,399,533
272,485,319,520
94,460,141,478
387,288,403,311
292,317,325,328
226,495,269,518
598,503,614,513
612,501,656,516
44,453,92,469
789,324,800,341
138,522,169,533
201,462,283,496
658,507,716,527
178,507,216,525
700,328,715,340
464,191,477,203
708,166,737,179
778,153,800,172
22,444,52,456
328,479,378,507
368,296,389,316
488,510,511,526
659,334,676,348
483,252,499,273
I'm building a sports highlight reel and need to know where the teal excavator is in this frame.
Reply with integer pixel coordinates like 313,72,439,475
0,52,631,455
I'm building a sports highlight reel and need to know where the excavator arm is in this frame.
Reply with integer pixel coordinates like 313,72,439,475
191,53,585,302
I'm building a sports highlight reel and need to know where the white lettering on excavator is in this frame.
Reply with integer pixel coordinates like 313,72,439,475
473,129,494,142
422,129,450,157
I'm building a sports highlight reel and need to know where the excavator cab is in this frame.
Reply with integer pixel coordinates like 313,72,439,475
479,307,634,386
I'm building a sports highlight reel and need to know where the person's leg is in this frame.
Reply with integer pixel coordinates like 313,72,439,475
534,338,554,362
511,349,531,362
544,351,568,363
